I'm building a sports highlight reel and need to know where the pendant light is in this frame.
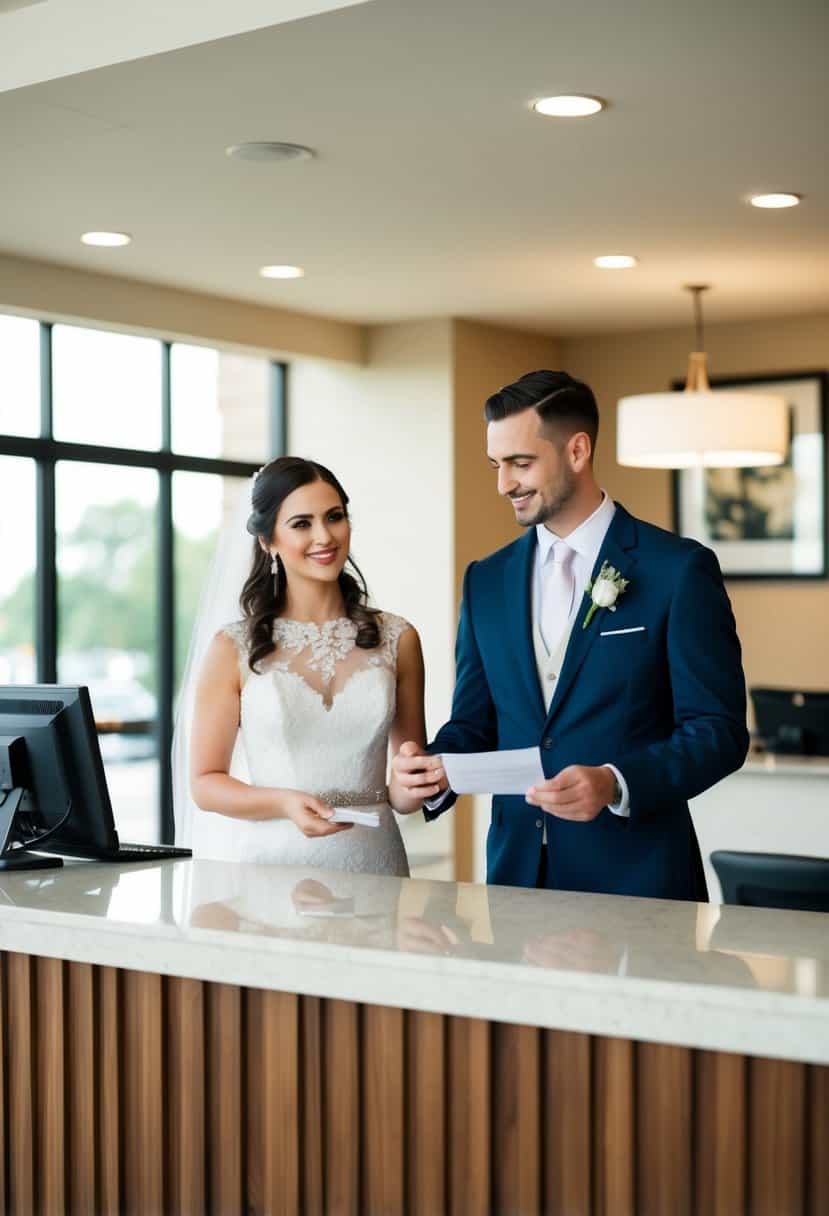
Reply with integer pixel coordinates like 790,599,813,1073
617,285,788,468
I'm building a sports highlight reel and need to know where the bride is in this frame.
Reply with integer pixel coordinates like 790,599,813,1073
173,456,444,876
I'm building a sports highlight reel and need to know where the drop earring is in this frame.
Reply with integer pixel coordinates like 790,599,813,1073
270,552,281,597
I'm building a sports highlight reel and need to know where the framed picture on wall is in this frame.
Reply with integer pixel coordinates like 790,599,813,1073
671,371,828,580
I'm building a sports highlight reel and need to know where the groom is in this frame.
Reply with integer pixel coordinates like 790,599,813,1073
392,370,749,900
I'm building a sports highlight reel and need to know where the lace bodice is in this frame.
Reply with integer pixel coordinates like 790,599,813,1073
188,611,412,876
232,613,410,710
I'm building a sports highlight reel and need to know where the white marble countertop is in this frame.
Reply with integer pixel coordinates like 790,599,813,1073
0,859,827,1064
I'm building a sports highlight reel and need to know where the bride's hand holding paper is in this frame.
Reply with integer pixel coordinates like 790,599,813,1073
279,790,353,838
390,741,447,809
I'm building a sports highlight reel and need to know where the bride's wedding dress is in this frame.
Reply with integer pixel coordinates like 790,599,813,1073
189,612,411,877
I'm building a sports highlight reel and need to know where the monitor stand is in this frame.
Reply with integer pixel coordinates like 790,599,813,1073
0,789,63,871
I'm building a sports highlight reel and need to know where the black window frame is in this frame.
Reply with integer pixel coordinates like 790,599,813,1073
0,317,286,842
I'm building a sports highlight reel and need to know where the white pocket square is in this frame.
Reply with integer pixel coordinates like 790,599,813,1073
600,625,646,636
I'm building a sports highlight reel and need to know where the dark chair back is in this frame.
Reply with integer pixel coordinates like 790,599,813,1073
711,850,829,914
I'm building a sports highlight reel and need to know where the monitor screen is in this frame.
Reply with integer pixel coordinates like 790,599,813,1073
750,686,829,756
0,685,122,859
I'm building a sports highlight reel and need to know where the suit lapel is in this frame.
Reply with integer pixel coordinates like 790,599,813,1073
543,504,640,728
505,530,546,720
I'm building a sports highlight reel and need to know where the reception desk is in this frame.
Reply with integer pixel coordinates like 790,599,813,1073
0,858,826,1216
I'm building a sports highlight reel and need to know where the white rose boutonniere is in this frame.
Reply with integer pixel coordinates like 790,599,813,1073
582,561,629,630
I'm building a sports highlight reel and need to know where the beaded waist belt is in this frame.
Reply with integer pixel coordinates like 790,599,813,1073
317,787,388,807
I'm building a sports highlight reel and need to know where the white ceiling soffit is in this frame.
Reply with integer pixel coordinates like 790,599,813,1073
1,0,827,335
0,2,48,15
0,0,373,93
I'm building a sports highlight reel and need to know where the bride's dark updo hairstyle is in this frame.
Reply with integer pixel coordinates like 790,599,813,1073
240,456,380,672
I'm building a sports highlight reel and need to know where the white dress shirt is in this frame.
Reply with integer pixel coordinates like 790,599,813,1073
426,490,631,819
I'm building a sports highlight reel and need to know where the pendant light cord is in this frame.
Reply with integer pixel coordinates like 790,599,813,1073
685,283,709,352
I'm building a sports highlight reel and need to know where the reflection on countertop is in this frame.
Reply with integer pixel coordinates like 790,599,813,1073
1,857,826,993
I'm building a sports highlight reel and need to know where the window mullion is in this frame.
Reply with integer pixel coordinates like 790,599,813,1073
158,343,175,843
36,322,57,683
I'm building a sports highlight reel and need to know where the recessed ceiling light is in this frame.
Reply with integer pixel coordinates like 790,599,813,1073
226,142,315,163
749,192,801,209
259,265,305,279
81,231,132,247
593,254,638,269
532,95,606,118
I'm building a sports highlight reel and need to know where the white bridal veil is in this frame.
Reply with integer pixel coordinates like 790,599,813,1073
172,477,255,849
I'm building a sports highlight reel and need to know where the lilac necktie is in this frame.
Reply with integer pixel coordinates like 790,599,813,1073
541,540,575,655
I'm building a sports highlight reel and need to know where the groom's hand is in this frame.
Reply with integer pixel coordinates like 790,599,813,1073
525,765,616,822
391,742,448,800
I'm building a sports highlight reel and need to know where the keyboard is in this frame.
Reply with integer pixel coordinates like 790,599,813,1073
111,842,192,861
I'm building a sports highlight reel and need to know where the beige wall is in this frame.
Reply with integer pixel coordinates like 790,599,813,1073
0,252,363,363
452,319,561,594
561,311,829,698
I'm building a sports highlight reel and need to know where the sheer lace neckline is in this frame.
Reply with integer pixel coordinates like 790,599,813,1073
222,612,408,709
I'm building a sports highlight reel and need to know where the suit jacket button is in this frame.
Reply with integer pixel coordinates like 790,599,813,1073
542,737,554,749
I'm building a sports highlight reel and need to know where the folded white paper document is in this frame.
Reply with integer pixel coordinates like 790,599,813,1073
330,808,381,827
440,747,545,796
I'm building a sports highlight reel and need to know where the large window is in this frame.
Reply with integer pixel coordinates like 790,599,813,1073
0,455,36,682
0,313,284,843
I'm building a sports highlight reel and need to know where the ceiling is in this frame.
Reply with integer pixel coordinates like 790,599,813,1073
1,0,827,336
0,0,369,91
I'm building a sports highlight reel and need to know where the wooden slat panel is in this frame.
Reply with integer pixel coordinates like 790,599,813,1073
749,1056,806,1216
808,1065,829,1216
695,1051,746,1216
67,962,97,1216
362,1004,405,1216
5,952,34,1215
36,957,66,1216
301,996,324,1216
593,1036,635,1216
246,986,264,1215
247,988,299,1216
167,977,206,1216
122,970,164,1216
324,999,360,1216
206,982,243,1216
5,952,825,1216
492,1022,541,1216
96,966,120,1215
448,1016,490,1216
544,1029,592,1216
637,1041,692,1216
407,1010,446,1216
269,989,300,1216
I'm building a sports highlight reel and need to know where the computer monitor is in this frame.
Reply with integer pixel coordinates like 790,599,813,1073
750,686,829,756
0,685,191,868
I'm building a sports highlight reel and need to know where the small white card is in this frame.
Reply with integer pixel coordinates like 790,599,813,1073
330,808,381,828
297,897,356,917
440,747,545,796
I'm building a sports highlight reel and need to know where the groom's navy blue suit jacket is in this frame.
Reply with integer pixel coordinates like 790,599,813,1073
425,504,749,901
